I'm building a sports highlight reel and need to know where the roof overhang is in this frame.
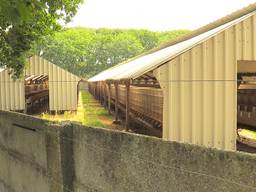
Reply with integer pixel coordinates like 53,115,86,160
89,10,256,82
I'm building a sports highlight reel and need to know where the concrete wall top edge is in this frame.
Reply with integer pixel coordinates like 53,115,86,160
1,109,256,161
71,122,256,159
0,110,71,132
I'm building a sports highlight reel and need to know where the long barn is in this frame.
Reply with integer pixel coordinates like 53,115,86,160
0,55,81,113
89,3,256,151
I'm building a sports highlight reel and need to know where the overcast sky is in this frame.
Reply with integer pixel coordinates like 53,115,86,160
67,0,256,31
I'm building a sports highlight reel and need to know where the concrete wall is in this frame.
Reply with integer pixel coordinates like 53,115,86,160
0,110,256,192
0,111,68,192
72,123,256,192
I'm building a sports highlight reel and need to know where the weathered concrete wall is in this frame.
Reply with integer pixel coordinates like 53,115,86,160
0,111,68,192
0,110,256,192
72,123,256,192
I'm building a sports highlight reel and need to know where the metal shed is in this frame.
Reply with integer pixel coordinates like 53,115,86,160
88,3,256,150
0,55,81,112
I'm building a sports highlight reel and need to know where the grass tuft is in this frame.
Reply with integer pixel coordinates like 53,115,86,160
239,129,256,141
39,91,110,127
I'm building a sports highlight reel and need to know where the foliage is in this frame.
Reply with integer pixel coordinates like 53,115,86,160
33,28,190,78
156,30,191,44
0,0,83,77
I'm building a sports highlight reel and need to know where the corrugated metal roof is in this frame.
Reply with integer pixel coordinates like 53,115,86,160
89,11,256,82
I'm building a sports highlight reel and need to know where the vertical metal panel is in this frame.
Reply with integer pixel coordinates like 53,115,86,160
66,72,72,110
202,42,210,147
190,48,196,145
253,15,256,60
48,61,54,110
155,14,256,150
62,69,67,110
0,55,80,112
170,58,179,141
70,75,76,110
154,64,169,139
204,39,214,147
214,32,225,149
57,66,61,110
53,61,57,110
0,70,25,111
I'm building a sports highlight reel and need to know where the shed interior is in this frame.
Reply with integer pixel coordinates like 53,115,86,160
238,62,256,123
25,75,49,114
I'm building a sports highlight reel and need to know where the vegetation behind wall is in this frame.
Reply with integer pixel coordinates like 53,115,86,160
0,110,256,192
32,28,189,78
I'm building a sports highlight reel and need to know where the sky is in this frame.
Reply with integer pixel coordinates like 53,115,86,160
67,0,256,31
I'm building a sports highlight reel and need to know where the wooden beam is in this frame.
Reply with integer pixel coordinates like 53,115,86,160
131,83,160,88
137,76,148,80
143,73,155,79
107,82,111,115
103,82,107,108
238,60,256,73
125,81,130,131
114,81,119,121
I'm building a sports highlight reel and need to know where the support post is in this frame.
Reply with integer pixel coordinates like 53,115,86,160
125,80,130,131
107,82,111,115
99,82,102,104
96,82,98,99
101,81,104,105
114,81,119,122
104,82,107,108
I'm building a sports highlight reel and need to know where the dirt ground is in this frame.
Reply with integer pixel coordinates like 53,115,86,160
39,91,125,130
237,142,256,153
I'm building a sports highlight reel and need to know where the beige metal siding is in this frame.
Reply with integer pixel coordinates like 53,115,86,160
26,55,80,111
0,55,80,111
154,14,256,150
0,70,25,111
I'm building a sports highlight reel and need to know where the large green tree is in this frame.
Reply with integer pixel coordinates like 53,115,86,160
34,28,189,78
0,0,83,77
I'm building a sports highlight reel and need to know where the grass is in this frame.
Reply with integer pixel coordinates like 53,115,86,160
40,91,112,127
239,129,256,141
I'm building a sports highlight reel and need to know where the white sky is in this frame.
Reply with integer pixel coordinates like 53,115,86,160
67,0,256,31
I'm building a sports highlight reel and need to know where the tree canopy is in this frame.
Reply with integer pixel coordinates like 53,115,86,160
0,0,83,77
33,28,189,78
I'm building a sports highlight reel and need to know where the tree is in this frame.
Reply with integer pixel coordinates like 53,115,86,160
128,29,159,50
0,0,83,77
156,30,190,44
33,28,190,78
86,29,144,75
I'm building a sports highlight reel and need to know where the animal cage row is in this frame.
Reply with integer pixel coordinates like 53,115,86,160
89,82,163,133
90,81,256,133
